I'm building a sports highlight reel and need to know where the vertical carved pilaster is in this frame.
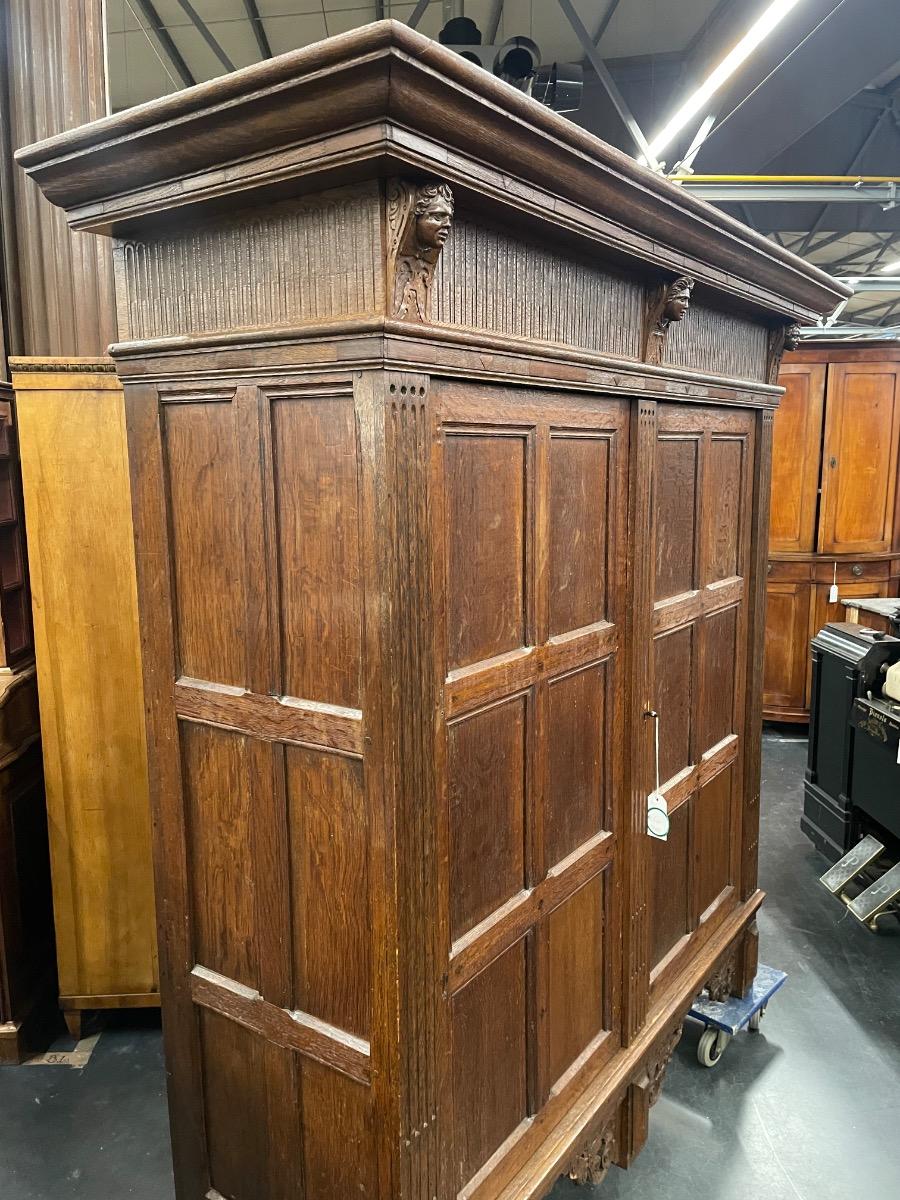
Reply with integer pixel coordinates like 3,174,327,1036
375,369,449,1199
623,399,657,1043
386,179,453,322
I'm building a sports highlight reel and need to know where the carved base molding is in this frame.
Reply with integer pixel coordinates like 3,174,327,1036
566,1118,617,1187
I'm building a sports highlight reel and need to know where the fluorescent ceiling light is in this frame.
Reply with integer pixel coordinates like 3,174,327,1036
645,0,804,162
880,259,900,274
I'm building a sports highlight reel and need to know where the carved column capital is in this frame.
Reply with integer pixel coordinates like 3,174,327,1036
386,179,454,322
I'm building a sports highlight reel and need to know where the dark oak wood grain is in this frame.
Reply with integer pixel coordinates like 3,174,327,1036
17,21,841,1199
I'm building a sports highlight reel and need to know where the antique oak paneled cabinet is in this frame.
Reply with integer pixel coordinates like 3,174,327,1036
19,23,844,1200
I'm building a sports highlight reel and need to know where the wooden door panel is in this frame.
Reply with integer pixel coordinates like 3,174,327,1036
548,434,610,634
763,582,812,712
546,661,608,867
448,694,528,940
544,874,607,1087
770,364,826,553
819,363,900,554
285,746,370,1037
163,397,246,686
450,941,529,1188
445,431,529,671
272,395,362,708
649,405,753,987
436,383,628,1192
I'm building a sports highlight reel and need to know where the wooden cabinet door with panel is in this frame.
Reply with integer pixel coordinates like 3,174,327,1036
647,404,754,999
763,582,812,715
819,362,900,555
437,383,629,1195
770,364,825,554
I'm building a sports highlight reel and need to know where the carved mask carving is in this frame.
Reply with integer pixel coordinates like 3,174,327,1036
783,322,801,351
663,275,694,326
388,180,454,322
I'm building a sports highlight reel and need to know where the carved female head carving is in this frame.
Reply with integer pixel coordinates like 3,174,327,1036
664,275,694,324
414,183,454,253
783,322,801,351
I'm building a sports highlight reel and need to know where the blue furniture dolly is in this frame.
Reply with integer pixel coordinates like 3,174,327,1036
688,963,787,1067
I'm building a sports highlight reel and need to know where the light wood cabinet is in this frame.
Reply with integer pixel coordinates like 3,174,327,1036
765,345,900,721
11,358,157,1039
20,22,843,1196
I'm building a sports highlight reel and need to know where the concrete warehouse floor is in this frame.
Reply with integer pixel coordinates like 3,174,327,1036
2,731,899,1200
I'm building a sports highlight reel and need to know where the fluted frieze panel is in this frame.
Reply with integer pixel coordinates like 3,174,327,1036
434,219,643,359
115,188,383,342
665,302,768,382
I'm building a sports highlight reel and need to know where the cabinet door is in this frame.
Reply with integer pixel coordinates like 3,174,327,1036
819,363,900,555
811,580,890,639
648,405,755,995
770,363,825,553
763,581,812,714
436,384,630,1193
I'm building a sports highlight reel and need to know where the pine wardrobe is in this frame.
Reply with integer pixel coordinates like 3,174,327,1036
19,22,845,1200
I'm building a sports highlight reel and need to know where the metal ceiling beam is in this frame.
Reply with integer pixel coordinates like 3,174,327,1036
408,0,431,29
174,0,235,73
129,0,195,88
592,0,622,47
486,1,504,43
835,276,900,291
556,0,660,170
685,183,900,203
241,0,272,60
697,0,900,173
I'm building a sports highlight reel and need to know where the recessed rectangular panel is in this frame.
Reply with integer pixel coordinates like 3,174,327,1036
649,801,690,970
163,400,246,686
694,765,733,918
703,437,744,583
700,605,738,751
449,695,527,940
654,625,693,787
655,437,699,601
301,1060,375,1198
201,1010,269,1200
548,434,609,635
451,941,527,1188
286,746,370,1038
545,874,605,1086
183,724,259,991
547,662,607,865
445,432,527,670
272,396,362,708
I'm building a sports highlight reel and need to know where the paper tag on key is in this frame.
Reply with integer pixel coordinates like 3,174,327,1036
647,790,670,841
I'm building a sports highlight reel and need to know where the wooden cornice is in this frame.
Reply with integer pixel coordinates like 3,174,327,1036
15,19,848,321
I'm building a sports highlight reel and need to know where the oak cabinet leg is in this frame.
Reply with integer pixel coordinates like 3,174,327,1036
63,1010,83,1042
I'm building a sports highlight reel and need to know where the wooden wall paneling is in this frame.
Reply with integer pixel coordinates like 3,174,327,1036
17,22,847,1196
818,362,900,556
4,0,116,357
763,582,813,713
12,359,155,1038
769,363,825,554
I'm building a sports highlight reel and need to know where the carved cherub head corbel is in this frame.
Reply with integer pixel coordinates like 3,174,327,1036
661,275,694,327
643,274,695,364
783,322,801,352
387,179,454,322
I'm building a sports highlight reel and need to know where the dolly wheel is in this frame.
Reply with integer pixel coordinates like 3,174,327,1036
749,1006,767,1032
697,1027,729,1067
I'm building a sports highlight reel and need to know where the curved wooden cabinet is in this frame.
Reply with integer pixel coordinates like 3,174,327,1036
765,345,900,722
19,22,843,1198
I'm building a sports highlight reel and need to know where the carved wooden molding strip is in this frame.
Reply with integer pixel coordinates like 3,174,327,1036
190,965,371,1085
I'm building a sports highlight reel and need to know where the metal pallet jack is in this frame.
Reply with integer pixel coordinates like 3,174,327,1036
820,832,900,931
